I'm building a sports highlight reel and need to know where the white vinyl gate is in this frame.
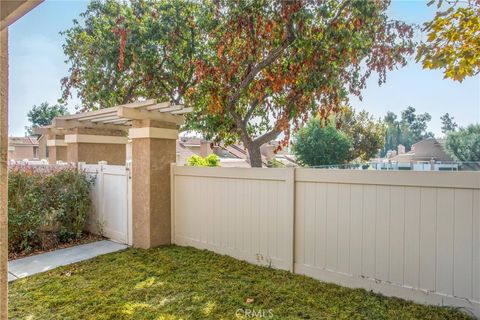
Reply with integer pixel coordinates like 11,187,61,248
81,163,132,245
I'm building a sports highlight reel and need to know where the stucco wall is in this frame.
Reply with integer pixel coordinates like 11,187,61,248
67,143,126,165
8,145,35,160
132,138,176,248
0,28,8,320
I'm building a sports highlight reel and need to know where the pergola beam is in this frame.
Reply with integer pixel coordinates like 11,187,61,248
50,119,129,131
55,108,118,122
172,107,193,115
159,105,183,113
146,102,170,111
117,99,156,109
117,107,184,125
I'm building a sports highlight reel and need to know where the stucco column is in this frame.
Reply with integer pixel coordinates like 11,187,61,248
46,134,67,164
65,127,128,165
0,28,8,320
130,120,177,249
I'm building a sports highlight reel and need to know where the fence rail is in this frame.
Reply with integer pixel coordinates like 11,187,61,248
171,166,480,316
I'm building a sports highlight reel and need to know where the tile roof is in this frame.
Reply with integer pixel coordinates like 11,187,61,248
8,136,39,146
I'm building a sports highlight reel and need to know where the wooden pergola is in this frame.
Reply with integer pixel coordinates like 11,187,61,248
50,99,191,128
34,99,191,250
33,99,191,165
34,99,191,134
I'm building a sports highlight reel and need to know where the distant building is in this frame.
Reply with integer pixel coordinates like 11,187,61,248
372,138,458,171
390,138,453,164
8,136,39,160
177,137,297,167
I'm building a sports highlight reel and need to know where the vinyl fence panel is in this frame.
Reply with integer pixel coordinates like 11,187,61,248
294,169,479,316
171,166,294,271
171,166,480,316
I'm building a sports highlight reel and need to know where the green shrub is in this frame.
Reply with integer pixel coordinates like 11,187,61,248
186,154,220,167
268,158,286,168
293,118,352,167
8,165,93,253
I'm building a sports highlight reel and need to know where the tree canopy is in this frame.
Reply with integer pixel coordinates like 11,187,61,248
338,107,385,161
26,102,69,136
61,0,414,166
416,0,480,81
293,118,352,167
381,106,434,156
440,112,458,134
61,0,200,110
445,124,480,161
186,0,414,166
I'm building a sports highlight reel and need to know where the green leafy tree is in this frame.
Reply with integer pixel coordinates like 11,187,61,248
293,118,352,167
61,0,200,110
25,102,69,136
186,0,414,167
186,154,220,167
440,113,458,134
381,106,434,155
445,124,480,161
416,0,480,81
338,107,385,161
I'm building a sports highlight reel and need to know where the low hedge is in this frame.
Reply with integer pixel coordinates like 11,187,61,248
8,165,93,254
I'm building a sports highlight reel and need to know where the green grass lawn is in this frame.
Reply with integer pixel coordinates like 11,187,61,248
9,246,471,320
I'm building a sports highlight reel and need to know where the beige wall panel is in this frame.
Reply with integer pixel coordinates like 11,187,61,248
389,186,405,285
453,189,473,299
375,185,390,281
436,188,455,296
404,187,421,288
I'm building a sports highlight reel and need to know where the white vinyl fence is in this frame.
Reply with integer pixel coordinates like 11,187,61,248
82,162,132,245
171,166,294,271
171,166,480,316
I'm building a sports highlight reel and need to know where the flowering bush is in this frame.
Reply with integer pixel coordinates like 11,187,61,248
8,165,93,253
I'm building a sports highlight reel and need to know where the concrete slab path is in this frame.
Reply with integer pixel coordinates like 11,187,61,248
8,240,128,282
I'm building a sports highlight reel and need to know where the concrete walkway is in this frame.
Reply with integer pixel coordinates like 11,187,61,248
8,240,128,282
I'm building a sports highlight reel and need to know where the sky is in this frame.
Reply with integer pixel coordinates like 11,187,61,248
7,0,480,137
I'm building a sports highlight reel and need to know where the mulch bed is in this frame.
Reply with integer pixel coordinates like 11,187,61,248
8,232,104,261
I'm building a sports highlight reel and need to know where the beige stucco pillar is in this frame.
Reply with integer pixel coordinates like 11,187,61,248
0,28,8,320
46,133,67,164
65,127,127,165
130,120,177,249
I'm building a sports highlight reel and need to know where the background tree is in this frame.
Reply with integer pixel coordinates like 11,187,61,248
440,112,458,134
186,0,414,167
293,118,352,167
61,0,200,110
25,102,69,136
381,106,433,155
445,124,480,161
416,0,480,81
338,107,385,161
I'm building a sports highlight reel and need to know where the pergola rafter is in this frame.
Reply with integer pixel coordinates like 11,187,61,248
48,99,188,129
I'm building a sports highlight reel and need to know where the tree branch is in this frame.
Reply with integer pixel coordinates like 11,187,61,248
253,127,282,146
227,11,296,110
243,98,259,125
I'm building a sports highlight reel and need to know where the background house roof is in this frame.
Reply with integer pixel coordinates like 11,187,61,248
8,136,38,146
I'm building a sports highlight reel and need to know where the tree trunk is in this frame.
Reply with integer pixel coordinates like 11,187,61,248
246,142,263,168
